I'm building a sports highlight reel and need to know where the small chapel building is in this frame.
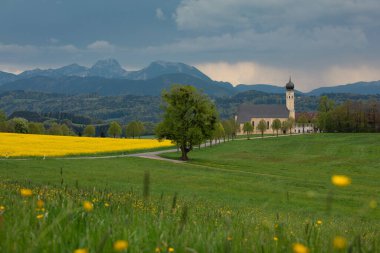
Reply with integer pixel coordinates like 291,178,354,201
236,78,312,135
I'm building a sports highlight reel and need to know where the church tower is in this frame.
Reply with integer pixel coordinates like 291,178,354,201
286,77,295,119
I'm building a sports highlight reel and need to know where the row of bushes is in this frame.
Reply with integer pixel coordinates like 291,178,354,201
0,117,76,136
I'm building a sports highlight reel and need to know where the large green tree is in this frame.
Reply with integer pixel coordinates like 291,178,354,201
83,125,96,137
317,96,335,132
0,110,6,122
108,121,122,138
297,113,308,133
126,121,145,139
156,85,217,161
271,119,282,137
213,122,225,144
257,119,267,138
48,123,63,135
28,122,45,134
287,117,295,134
221,119,235,141
281,120,289,134
12,118,29,134
242,122,253,140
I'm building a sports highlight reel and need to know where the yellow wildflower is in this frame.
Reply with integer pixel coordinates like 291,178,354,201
316,220,322,225
331,175,351,187
83,201,94,212
155,247,161,253
37,199,44,209
227,236,233,241
73,248,88,253
105,203,110,207
36,214,44,219
0,205,5,211
369,200,377,209
113,240,128,251
333,236,347,250
292,243,309,253
20,188,33,197
168,247,174,252
274,236,278,241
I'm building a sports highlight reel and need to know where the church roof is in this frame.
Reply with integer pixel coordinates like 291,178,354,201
236,104,289,123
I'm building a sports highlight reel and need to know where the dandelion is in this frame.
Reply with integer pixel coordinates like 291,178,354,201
36,214,44,219
155,247,161,253
73,248,88,253
168,247,174,252
105,203,110,207
316,220,322,225
333,236,347,250
37,199,44,209
369,200,377,209
113,240,128,251
331,175,351,187
0,205,5,211
83,201,93,212
20,188,33,197
274,236,278,241
292,243,309,253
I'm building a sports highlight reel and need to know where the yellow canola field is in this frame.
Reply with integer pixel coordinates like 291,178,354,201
0,133,173,157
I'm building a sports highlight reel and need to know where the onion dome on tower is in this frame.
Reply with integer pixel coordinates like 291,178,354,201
286,77,295,90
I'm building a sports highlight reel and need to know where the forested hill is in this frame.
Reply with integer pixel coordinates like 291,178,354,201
0,59,379,96
0,74,234,97
1,90,379,123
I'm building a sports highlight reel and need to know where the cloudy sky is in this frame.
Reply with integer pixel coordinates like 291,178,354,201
1,0,379,91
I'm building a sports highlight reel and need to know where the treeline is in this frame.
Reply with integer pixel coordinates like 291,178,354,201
317,96,380,132
0,115,76,136
0,110,153,138
4,90,380,124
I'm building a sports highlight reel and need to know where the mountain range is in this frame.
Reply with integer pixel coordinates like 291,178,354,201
0,59,379,97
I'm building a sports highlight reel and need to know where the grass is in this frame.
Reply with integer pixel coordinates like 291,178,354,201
0,133,379,252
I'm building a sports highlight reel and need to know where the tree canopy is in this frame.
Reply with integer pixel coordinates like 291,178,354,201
83,125,96,137
108,121,122,138
126,121,145,139
156,85,218,161
257,119,267,137
271,119,282,136
242,122,253,139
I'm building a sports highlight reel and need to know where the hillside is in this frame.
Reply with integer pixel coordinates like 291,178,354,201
1,59,380,97
2,90,379,124
309,80,380,95
0,74,234,97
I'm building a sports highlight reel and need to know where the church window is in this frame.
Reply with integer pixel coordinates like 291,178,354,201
252,121,255,127
267,121,270,129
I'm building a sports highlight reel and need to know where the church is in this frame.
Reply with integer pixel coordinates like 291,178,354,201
236,78,301,134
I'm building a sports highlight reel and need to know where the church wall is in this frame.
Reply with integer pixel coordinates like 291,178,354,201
237,117,288,135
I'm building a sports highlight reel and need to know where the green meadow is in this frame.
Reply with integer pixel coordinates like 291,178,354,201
0,134,379,252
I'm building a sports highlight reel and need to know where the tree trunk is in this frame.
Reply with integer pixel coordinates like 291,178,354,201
180,146,189,161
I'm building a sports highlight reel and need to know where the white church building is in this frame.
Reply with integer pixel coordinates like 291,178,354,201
236,78,314,134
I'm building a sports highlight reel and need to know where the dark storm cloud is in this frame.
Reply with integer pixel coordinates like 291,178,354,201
0,0,379,89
